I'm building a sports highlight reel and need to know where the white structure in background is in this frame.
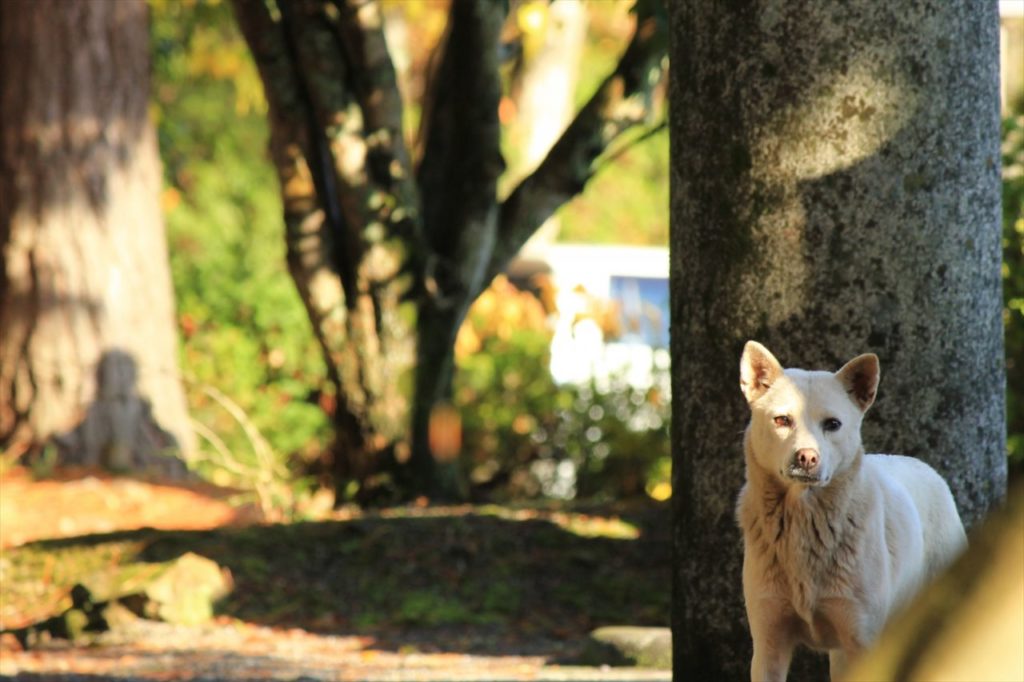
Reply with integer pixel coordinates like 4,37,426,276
541,244,670,390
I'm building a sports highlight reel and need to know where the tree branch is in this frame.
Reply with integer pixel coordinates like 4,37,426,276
416,0,506,305
230,0,307,122
277,0,368,305
487,9,668,284
329,0,423,248
232,0,366,419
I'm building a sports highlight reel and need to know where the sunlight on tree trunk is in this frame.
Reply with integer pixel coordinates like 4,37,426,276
669,1,1004,679
0,0,194,474
512,0,588,255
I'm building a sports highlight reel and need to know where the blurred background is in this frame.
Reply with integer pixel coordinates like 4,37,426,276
1,0,1021,519
0,1,1021,678
120,0,668,513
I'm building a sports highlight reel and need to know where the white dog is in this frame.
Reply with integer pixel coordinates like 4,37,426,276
736,341,966,682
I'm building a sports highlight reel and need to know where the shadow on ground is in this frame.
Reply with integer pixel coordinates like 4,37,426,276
1,502,670,660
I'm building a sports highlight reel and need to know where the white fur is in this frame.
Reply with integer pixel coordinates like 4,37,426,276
736,342,966,682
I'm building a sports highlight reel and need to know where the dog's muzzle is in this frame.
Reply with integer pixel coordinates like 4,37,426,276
785,448,823,484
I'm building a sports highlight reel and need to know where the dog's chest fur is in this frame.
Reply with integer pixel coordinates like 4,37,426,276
739,465,867,645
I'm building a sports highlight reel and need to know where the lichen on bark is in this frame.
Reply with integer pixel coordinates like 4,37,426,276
670,1,1004,679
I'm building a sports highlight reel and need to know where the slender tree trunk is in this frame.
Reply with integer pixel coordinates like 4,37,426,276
669,1,1004,679
0,0,194,473
232,0,421,502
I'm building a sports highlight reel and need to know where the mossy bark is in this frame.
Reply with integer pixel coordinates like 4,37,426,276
669,1,1004,679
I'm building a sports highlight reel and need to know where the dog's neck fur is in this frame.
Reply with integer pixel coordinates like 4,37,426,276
742,431,866,620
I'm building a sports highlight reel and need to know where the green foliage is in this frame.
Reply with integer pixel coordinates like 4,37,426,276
557,128,669,246
396,589,503,626
558,1,667,246
150,0,328,500
150,0,667,503
1003,107,1024,469
554,377,670,500
455,277,670,500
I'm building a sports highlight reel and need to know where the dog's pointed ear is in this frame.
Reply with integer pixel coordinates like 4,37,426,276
835,353,880,412
740,341,784,404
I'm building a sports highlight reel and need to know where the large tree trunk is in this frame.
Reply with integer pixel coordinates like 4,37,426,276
669,1,1005,679
0,0,193,474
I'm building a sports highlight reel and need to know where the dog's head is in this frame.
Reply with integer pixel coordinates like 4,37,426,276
739,341,878,487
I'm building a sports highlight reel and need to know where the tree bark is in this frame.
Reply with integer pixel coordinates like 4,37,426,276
232,0,421,500
0,0,193,473
669,1,1005,679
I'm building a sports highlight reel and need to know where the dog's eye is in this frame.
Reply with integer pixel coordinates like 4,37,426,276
773,415,792,428
822,418,842,432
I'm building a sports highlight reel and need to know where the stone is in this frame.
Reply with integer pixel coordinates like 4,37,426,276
582,626,672,669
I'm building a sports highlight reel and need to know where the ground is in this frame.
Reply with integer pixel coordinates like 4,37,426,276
0,467,671,681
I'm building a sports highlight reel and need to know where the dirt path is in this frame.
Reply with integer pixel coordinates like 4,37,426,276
0,469,671,681
0,620,670,681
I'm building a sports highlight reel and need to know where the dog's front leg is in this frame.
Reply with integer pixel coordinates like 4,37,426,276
751,641,794,682
747,600,797,682
820,598,872,680
828,649,849,681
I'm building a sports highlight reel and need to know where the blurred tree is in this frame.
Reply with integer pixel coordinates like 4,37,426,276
0,0,194,472
669,1,1004,679
230,0,667,499
505,0,588,253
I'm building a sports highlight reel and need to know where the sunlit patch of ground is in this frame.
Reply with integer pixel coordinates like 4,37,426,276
0,467,261,549
0,617,671,680
0,467,670,680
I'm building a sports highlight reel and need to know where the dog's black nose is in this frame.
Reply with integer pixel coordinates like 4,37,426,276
795,448,819,471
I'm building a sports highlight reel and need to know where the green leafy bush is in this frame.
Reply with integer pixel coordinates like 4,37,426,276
455,277,670,501
151,0,329,505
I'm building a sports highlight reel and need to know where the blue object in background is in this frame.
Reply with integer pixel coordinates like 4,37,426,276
609,275,670,349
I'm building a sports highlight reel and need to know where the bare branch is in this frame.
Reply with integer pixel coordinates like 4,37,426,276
487,11,668,283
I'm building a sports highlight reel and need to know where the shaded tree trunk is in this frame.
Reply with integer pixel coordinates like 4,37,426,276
231,0,667,501
0,0,194,473
669,1,1004,679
